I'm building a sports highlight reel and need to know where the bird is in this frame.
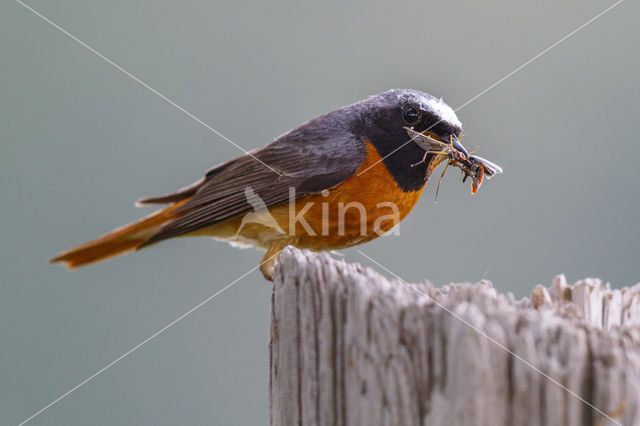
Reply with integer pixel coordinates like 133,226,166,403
51,89,472,280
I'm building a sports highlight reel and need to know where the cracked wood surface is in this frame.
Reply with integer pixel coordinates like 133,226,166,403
269,247,640,426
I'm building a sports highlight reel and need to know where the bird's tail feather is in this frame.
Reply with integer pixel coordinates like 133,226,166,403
50,200,188,269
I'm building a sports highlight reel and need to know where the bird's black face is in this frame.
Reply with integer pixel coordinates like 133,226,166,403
357,89,464,191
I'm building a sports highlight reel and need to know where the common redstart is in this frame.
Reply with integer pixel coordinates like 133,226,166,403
51,89,501,280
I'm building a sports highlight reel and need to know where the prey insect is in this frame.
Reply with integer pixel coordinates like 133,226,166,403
457,153,502,194
405,127,502,198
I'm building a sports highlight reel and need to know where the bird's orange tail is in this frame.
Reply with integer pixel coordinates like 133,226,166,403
50,200,188,269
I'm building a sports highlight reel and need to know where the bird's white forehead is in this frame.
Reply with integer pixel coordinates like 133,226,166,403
420,96,462,129
394,90,463,129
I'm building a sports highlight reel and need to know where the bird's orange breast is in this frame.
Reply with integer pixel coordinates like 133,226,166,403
198,140,426,250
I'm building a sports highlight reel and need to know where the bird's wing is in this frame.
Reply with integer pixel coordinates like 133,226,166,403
139,130,366,245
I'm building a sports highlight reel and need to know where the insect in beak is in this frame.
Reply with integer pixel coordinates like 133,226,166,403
471,163,484,194
463,154,502,194
405,126,503,195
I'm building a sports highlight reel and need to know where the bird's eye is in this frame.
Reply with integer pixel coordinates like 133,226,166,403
402,107,421,125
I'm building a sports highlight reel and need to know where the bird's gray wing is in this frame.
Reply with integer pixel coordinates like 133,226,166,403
139,128,366,245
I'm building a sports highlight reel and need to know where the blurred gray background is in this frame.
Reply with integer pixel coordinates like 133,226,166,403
1,0,638,424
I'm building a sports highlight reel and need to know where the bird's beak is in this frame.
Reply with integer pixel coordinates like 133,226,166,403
450,135,469,160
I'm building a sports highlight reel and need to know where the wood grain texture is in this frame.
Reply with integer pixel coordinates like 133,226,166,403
269,247,640,426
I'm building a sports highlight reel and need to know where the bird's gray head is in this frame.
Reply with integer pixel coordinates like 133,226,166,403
340,89,463,191
369,89,463,138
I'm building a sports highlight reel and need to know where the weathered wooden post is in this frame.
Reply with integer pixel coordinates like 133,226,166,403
269,247,640,426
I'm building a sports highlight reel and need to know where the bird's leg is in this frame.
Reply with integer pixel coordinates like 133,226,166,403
260,239,291,281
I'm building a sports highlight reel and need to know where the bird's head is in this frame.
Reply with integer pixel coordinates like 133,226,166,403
354,89,466,191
